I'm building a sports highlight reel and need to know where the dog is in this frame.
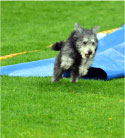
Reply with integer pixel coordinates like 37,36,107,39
52,23,99,82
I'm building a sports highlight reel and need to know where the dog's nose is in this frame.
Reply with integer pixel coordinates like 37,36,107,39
88,50,92,55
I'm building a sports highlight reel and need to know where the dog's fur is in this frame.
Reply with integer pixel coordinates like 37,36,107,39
52,23,99,82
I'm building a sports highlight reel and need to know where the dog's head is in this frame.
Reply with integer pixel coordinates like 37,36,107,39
74,23,99,59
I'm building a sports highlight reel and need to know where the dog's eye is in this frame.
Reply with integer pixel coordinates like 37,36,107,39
92,42,95,45
83,41,87,45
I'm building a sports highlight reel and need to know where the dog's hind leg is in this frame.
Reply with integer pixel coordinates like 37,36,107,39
52,67,64,83
70,70,79,83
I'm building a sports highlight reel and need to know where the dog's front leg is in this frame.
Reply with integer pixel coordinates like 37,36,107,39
79,59,92,77
79,68,88,76
79,61,88,76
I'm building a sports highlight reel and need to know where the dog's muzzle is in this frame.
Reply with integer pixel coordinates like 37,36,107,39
85,50,92,58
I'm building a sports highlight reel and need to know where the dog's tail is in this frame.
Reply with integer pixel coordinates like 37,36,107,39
52,41,64,51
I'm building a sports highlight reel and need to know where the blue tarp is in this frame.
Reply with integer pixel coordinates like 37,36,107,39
91,24,125,80
0,25,125,80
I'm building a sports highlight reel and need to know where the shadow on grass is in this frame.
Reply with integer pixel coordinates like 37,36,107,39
37,77,110,94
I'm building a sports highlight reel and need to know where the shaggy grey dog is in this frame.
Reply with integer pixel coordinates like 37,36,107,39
52,23,99,83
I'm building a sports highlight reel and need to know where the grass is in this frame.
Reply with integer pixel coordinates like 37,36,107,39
1,76,124,138
1,1,124,138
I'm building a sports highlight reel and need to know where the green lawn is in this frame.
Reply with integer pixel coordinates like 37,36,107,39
1,1,124,138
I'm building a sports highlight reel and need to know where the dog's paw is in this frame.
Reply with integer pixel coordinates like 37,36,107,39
79,68,88,76
70,78,78,83
51,77,59,83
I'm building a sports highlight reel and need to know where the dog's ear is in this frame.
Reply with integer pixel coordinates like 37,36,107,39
92,26,100,34
74,23,83,33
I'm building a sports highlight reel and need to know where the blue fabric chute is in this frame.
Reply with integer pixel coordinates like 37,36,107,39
0,25,125,80
0,58,55,77
91,24,124,80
